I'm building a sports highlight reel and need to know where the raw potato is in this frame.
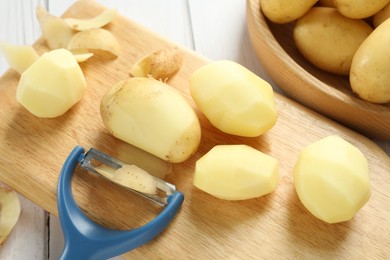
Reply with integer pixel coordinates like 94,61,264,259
64,8,118,31
373,2,390,27
350,18,390,104
36,5,75,50
100,77,201,163
129,47,183,80
193,145,279,200
96,164,157,194
293,135,370,224
261,0,318,24
190,60,277,137
17,49,87,118
67,28,120,58
294,7,373,76
334,0,390,19
0,187,21,244
0,42,39,74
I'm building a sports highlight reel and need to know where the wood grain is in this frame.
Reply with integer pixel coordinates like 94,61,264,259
0,0,389,258
247,0,390,140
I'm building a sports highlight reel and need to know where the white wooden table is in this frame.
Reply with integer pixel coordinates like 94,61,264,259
0,1,388,259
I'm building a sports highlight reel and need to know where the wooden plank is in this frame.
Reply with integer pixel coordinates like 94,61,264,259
0,0,389,259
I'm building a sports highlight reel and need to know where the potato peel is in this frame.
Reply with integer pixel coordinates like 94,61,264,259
0,187,21,245
95,164,157,194
0,42,39,74
36,5,75,50
71,49,94,63
67,28,120,58
64,9,118,31
129,47,183,80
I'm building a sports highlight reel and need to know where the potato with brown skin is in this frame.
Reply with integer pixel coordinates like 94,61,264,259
294,7,373,75
261,0,318,24
100,77,201,163
334,0,390,19
373,2,390,27
350,18,390,104
129,47,183,80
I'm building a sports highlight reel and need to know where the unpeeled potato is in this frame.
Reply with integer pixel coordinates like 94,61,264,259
100,77,201,163
350,18,390,104
373,2,390,27
294,7,373,75
334,0,390,19
261,0,318,24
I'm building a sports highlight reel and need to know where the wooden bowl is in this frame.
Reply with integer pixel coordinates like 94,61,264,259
246,0,390,140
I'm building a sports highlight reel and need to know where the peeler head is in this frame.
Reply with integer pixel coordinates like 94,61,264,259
80,148,177,206
57,146,184,259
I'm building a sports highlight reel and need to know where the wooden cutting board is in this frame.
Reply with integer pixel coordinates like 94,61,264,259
0,0,389,258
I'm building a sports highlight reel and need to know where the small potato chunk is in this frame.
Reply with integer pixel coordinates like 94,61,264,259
67,28,120,58
190,60,277,137
36,5,75,50
293,135,371,224
261,0,318,24
294,7,373,75
334,0,390,19
100,77,201,163
17,49,86,118
193,145,279,200
129,47,183,80
350,18,390,104
0,42,39,74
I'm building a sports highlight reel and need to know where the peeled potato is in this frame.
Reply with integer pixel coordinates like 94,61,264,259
293,135,371,224
129,47,183,80
64,8,118,31
67,28,120,58
0,187,21,245
17,49,87,118
193,145,279,200
0,42,39,74
190,60,277,137
100,77,201,163
36,5,75,50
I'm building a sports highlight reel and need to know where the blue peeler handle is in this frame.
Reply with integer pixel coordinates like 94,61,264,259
57,146,184,260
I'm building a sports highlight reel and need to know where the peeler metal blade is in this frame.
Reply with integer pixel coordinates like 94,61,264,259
80,148,176,206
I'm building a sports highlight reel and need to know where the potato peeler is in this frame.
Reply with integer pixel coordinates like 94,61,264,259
57,146,184,260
